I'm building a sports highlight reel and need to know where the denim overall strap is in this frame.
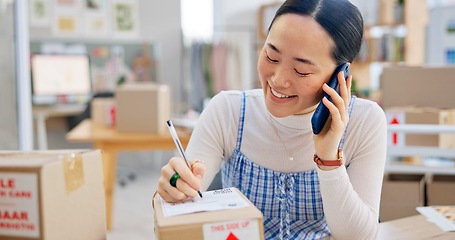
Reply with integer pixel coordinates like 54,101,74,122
235,91,247,151
338,95,356,149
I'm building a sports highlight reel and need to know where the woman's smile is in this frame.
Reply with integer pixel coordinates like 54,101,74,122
270,86,295,99
268,83,297,103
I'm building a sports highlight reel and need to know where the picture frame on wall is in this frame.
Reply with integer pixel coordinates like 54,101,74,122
84,15,109,37
55,0,80,8
52,0,82,36
85,0,105,10
112,0,139,38
52,13,81,36
83,0,110,37
30,0,51,27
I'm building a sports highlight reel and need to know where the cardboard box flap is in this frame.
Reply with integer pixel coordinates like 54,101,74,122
116,83,170,92
0,150,93,168
155,201,263,228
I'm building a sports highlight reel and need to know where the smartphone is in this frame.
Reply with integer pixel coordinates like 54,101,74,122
311,63,350,135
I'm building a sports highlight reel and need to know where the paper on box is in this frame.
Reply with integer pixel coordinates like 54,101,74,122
159,187,250,217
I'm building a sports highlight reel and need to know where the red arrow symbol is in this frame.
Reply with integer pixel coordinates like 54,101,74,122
226,232,239,240
390,118,399,125
390,117,399,145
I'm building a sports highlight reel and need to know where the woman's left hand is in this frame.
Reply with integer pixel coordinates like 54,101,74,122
313,69,352,161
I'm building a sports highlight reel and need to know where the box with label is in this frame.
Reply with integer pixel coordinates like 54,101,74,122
115,83,170,134
386,107,455,148
380,174,425,222
153,187,264,240
0,150,106,240
91,97,116,127
427,175,455,206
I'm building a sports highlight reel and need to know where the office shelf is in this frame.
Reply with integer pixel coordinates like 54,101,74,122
386,124,455,175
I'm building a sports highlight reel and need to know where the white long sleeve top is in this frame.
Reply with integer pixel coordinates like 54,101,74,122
186,89,387,239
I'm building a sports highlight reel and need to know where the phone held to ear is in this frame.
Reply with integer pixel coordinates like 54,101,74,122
311,63,350,135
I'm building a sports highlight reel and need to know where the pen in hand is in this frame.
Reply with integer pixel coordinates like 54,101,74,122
166,120,203,198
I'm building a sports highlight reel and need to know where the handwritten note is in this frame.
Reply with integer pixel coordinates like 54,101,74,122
160,188,249,217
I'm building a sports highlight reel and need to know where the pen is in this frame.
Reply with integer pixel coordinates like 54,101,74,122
166,120,203,198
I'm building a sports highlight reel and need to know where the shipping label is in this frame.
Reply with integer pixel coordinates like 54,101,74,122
203,219,260,240
0,173,40,238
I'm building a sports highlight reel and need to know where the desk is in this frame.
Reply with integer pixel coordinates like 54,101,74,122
33,105,85,150
66,119,191,230
378,215,455,239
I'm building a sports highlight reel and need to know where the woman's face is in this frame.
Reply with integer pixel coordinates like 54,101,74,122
258,14,338,118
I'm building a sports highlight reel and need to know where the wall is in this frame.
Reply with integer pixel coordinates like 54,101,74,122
213,0,274,90
138,0,183,111
0,2,18,149
29,0,183,114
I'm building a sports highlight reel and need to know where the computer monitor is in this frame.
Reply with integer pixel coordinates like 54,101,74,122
31,54,92,105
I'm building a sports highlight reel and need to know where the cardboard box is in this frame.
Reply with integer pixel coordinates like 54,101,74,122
386,107,455,148
115,83,170,134
427,175,455,206
380,174,425,222
91,98,116,127
381,66,455,109
0,150,106,240
153,188,264,240
377,215,455,239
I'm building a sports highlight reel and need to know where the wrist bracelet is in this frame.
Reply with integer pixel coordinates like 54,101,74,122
313,149,343,167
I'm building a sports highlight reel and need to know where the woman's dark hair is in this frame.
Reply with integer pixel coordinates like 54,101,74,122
268,0,364,65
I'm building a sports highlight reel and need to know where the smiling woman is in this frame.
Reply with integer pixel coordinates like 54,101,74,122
158,0,387,239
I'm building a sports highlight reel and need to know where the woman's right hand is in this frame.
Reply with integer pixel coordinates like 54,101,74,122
157,157,205,202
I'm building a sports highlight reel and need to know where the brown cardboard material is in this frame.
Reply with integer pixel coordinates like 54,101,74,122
381,66,455,109
427,175,455,206
0,150,106,240
115,83,170,134
380,174,425,222
153,188,264,240
377,215,455,239
91,98,116,127
385,107,455,148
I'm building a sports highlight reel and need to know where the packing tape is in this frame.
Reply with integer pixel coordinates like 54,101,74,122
61,153,85,192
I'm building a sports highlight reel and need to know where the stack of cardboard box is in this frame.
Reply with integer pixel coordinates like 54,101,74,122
380,66,455,221
90,83,171,134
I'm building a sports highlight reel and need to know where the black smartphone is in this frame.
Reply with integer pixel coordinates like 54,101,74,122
311,63,350,135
